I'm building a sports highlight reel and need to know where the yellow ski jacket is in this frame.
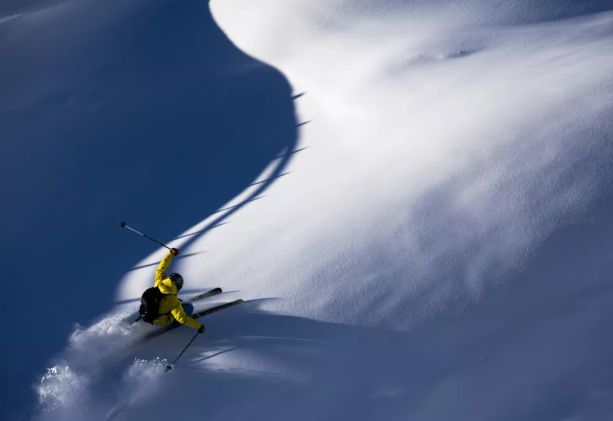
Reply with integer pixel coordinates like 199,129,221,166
152,251,203,330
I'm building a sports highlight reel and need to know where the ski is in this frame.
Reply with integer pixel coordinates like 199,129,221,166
184,287,223,304
126,287,223,324
144,299,245,340
192,298,244,319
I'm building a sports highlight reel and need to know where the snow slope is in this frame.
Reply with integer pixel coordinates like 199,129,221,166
32,1,613,420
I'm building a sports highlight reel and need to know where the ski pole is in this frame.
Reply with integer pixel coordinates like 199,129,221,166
166,330,201,372
119,221,171,250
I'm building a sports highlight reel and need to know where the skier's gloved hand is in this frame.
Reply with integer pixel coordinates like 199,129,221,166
170,248,179,256
198,324,205,334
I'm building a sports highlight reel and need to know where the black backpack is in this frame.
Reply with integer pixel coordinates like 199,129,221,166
139,287,167,323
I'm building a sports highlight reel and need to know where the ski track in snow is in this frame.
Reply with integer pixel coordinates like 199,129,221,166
31,1,613,420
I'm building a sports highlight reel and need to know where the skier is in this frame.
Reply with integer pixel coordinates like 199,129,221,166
139,248,205,333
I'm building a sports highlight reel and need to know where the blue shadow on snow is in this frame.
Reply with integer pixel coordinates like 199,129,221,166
0,0,299,418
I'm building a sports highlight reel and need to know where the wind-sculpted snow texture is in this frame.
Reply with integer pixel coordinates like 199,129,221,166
20,0,613,420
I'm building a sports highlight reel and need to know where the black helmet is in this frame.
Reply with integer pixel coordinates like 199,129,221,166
170,273,184,290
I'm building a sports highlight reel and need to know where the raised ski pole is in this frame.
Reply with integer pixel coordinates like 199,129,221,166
119,221,171,250
166,330,201,372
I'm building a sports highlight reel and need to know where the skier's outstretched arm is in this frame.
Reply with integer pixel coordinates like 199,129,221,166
154,248,179,287
170,304,203,331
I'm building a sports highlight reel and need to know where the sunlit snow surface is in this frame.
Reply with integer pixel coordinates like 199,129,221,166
34,0,613,420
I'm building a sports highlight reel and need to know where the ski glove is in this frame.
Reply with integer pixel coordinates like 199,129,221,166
198,324,205,334
170,248,179,256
